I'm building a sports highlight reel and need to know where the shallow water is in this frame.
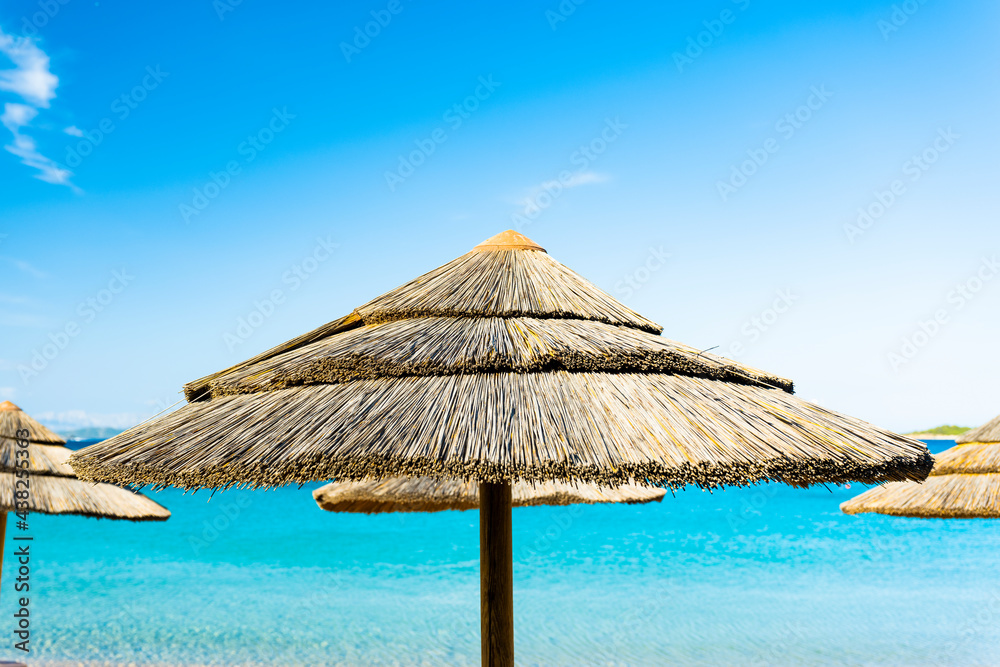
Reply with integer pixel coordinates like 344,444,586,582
5,440,998,666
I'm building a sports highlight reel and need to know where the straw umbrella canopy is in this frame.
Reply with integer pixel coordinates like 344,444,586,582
0,401,169,599
842,414,1000,518
71,230,931,665
313,477,665,514
0,401,170,520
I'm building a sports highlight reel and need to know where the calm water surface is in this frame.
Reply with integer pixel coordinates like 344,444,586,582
5,439,997,666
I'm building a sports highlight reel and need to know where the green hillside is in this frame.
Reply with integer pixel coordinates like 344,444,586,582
905,425,970,436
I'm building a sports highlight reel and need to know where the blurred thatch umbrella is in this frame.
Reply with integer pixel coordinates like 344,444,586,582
0,401,169,595
313,477,665,513
842,414,1000,518
71,230,930,665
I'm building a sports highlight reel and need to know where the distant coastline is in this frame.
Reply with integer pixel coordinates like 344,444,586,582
58,426,125,441
905,425,970,440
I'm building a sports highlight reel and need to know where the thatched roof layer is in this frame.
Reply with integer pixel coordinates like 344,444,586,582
932,442,1000,475
840,473,1000,519
184,312,363,401
202,317,793,397
842,412,1000,518
0,438,75,476
313,477,665,514
354,246,663,333
0,402,169,520
957,414,1000,444
72,372,929,490
71,230,931,492
0,472,171,520
0,400,63,443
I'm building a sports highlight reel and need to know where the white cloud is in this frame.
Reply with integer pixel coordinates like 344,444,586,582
3,256,47,278
0,101,36,129
63,125,83,136
0,29,77,190
0,387,14,400
0,29,58,107
1,102,77,189
516,170,609,207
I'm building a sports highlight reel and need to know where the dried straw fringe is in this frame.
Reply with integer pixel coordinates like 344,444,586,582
0,405,169,519
185,312,363,401
840,435,1000,518
957,414,1000,444
205,317,793,398
185,248,663,402
0,471,170,520
354,249,662,333
840,473,1000,518
0,436,75,475
71,372,931,491
932,441,1000,475
313,477,665,514
0,405,63,444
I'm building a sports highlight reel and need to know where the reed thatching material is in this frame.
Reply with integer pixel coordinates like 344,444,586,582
842,413,1000,518
932,442,1000,475
0,402,169,520
313,478,666,514
353,246,663,333
0,437,75,476
70,372,929,490
202,317,794,397
184,312,363,401
957,413,1000,444
0,471,170,520
0,400,63,443
71,230,931,492
840,474,1000,518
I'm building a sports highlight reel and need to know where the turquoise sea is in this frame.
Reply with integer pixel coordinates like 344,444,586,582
4,439,998,666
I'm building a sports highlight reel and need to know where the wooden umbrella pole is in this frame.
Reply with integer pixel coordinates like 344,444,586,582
479,482,514,667
0,511,6,599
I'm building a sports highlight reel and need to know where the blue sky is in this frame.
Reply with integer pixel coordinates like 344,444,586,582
0,0,997,433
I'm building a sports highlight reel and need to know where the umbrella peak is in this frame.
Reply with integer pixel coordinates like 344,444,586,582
0,401,21,412
472,230,546,253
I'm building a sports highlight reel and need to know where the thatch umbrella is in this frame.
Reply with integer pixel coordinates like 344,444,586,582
313,477,665,513
842,414,1000,518
0,401,169,601
71,230,931,665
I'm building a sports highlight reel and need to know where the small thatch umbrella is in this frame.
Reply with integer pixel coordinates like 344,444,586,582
0,401,170,593
71,230,930,665
313,477,665,513
842,414,1000,518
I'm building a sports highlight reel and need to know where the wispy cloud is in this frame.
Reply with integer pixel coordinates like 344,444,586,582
2,255,47,278
63,125,83,136
0,30,57,107
515,170,609,207
0,311,49,327
0,292,29,304
0,387,14,400
2,102,76,188
0,28,77,190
